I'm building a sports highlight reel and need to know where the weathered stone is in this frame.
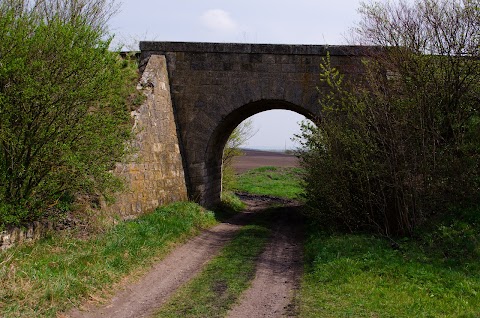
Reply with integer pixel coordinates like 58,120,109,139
0,219,57,250
106,54,188,219
139,41,370,207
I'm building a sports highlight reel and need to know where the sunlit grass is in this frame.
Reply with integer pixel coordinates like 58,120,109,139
300,208,480,317
233,166,304,200
0,202,217,318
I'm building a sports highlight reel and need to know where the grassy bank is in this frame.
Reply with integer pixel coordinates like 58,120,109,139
216,191,246,221
230,164,480,316
0,202,217,318
154,208,276,318
300,207,480,317
233,166,304,200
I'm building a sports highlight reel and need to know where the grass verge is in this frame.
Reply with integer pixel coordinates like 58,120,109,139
299,206,480,317
154,212,272,318
233,166,304,200
0,202,217,318
213,191,246,221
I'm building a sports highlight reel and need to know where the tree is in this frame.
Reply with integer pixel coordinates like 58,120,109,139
0,0,139,226
298,0,480,235
222,119,257,191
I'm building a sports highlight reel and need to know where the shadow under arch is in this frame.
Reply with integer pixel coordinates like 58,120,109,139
202,99,319,206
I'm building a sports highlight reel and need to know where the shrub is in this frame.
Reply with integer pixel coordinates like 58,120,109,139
297,0,480,235
0,0,138,226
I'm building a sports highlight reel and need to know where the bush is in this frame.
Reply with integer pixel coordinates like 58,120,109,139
420,205,480,262
0,0,138,226
297,0,480,236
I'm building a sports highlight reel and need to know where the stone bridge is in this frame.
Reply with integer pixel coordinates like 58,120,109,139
108,42,375,217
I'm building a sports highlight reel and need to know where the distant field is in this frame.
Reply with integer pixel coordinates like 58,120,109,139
232,149,298,173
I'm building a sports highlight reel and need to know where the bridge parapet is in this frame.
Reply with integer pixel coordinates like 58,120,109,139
140,41,378,56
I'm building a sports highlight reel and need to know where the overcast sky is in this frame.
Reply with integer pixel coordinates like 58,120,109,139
109,0,363,150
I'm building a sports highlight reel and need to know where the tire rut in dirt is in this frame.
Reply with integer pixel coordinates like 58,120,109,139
67,212,256,318
227,205,304,318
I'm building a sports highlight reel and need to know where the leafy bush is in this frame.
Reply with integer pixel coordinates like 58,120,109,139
420,206,480,262
0,0,138,226
297,0,480,235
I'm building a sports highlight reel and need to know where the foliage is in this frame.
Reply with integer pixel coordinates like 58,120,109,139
300,225,480,317
0,202,217,317
1,0,121,35
222,119,257,191
419,205,480,263
0,0,138,226
297,0,480,235
233,166,304,200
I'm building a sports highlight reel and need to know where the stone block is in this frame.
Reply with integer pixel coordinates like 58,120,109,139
262,54,276,64
276,55,292,64
282,64,297,73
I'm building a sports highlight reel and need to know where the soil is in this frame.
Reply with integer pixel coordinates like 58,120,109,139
66,196,304,318
67,211,256,318
226,203,304,318
233,149,299,174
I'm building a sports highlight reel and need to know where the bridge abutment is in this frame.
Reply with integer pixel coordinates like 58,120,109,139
106,54,188,218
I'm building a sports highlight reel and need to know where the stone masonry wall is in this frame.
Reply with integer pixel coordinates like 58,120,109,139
106,54,188,219
140,42,372,206
0,221,52,251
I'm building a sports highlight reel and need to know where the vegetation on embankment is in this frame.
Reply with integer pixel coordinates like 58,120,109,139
296,0,480,236
293,0,480,314
0,0,142,228
232,166,304,200
0,202,217,318
300,206,480,317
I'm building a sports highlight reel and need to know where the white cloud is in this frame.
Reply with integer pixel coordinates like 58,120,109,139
200,9,239,33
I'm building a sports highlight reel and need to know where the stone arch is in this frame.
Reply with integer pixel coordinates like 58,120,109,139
138,42,369,208
203,99,319,206
103,42,371,219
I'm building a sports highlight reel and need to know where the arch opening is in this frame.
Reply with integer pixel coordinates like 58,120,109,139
203,99,318,206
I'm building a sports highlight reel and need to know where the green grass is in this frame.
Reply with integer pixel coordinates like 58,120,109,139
214,191,246,221
154,214,271,318
233,166,304,200
0,202,217,318
299,207,480,317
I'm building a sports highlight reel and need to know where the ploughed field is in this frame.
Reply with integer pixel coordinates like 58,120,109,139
232,149,298,174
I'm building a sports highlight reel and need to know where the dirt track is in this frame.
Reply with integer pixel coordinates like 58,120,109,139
68,210,255,318
67,195,304,318
227,203,303,318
